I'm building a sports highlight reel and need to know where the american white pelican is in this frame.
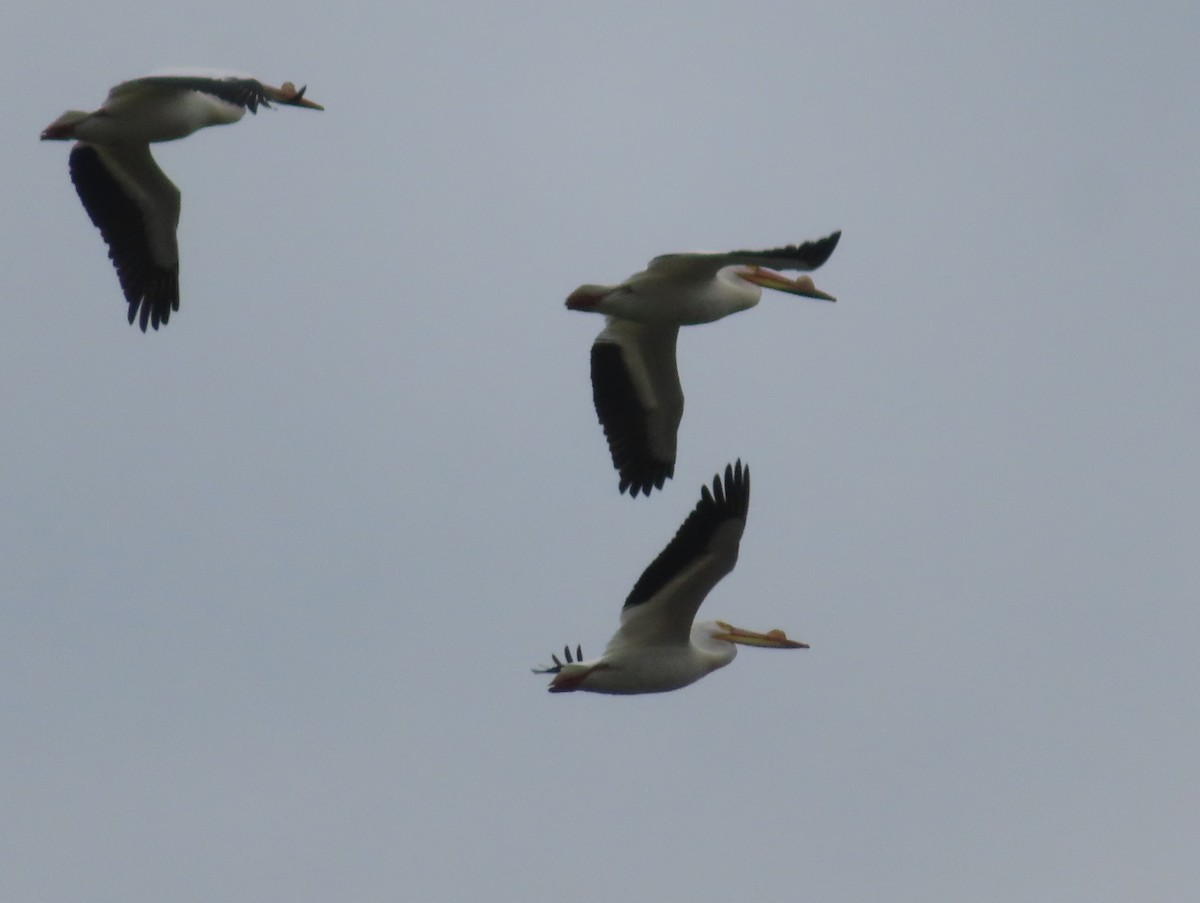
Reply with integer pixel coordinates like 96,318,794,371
41,70,324,331
567,232,840,496
534,461,807,694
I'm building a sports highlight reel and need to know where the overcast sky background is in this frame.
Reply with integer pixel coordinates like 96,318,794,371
3,1,1197,900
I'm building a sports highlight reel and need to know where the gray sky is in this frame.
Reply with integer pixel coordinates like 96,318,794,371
3,1,1198,900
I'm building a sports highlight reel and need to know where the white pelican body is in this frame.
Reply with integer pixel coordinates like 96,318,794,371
534,461,807,695
567,233,840,496
41,70,323,331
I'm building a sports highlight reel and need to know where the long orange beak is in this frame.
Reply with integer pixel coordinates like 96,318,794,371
741,267,836,302
266,82,325,111
712,621,809,649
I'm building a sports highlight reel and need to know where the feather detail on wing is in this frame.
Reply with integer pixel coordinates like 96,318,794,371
69,143,181,330
613,461,750,647
114,75,274,113
724,231,841,271
590,319,682,497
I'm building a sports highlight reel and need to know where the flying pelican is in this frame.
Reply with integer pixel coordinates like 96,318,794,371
41,70,324,331
567,232,840,496
534,461,807,694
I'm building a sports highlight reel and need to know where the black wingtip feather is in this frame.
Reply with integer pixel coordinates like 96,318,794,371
731,231,841,271
532,643,585,674
785,230,841,270
812,230,842,265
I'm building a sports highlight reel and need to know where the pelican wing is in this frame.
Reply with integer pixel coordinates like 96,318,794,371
69,143,181,331
113,75,274,113
590,319,683,497
611,462,750,648
724,230,841,271
649,230,841,276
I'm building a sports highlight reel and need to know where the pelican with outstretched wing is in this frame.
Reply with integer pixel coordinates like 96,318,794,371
566,233,840,497
41,69,324,330
534,461,807,694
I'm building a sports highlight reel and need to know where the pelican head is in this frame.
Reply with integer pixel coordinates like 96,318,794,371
683,619,808,680
263,82,325,110
737,267,837,302
40,110,91,141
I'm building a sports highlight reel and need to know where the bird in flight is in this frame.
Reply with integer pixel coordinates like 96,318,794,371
42,70,324,330
566,232,839,496
534,461,807,694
